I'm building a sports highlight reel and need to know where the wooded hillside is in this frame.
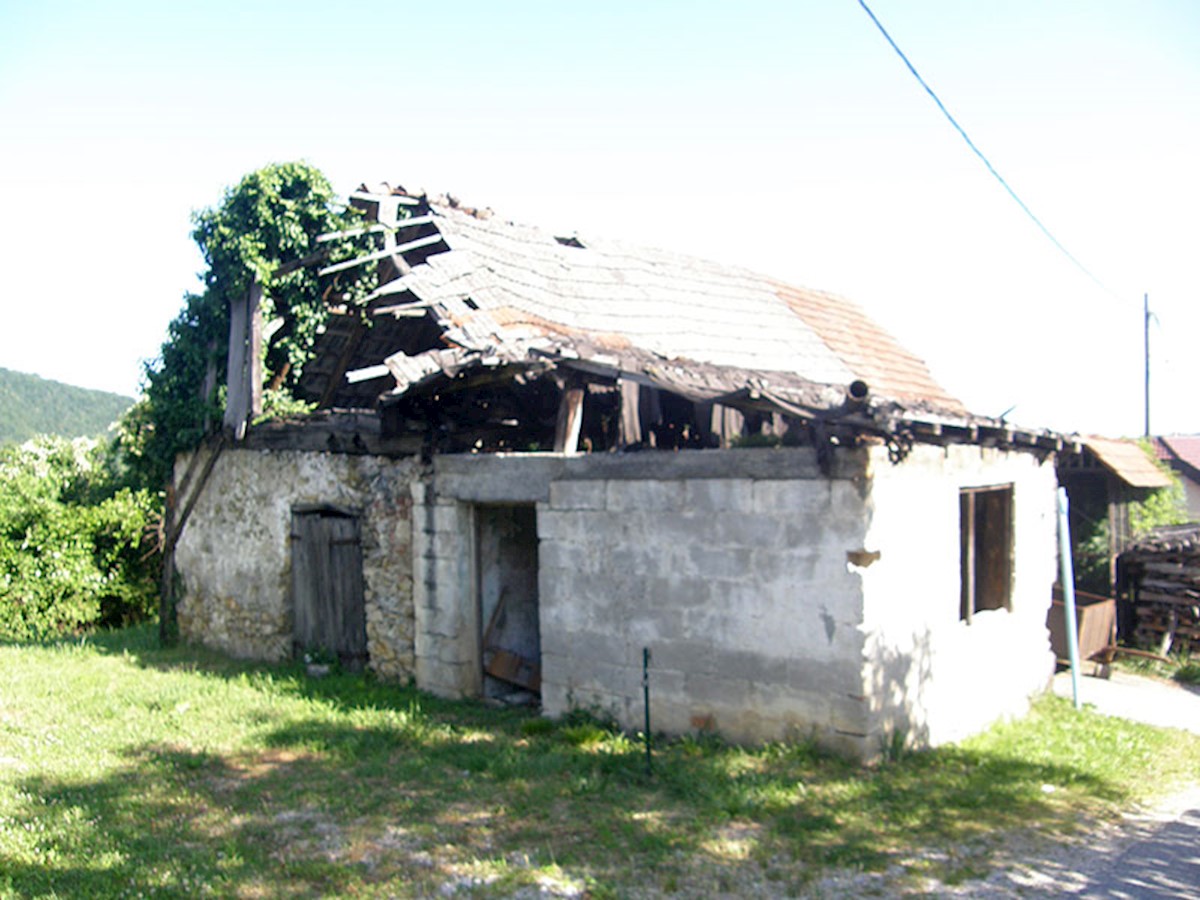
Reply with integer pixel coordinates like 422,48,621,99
0,367,134,444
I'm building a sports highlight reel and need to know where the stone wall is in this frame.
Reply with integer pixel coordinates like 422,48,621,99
861,443,1058,752
174,448,418,679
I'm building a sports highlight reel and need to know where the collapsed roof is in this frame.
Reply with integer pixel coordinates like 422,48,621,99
297,185,1066,458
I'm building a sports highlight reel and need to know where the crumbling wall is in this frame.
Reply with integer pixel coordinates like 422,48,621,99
174,448,417,679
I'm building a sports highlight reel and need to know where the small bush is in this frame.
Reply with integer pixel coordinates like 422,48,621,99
1174,662,1200,685
0,436,158,640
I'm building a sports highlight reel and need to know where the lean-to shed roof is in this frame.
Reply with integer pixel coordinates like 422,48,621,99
1084,436,1174,489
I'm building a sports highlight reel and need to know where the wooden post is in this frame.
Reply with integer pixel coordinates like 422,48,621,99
554,385,585,454
158,481,177,646
223,277,262,439
618,379,641,447
249,279,263,420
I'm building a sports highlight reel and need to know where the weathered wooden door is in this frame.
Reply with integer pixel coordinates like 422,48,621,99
291,506,367,671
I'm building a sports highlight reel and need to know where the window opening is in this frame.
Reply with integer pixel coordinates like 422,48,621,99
960,485,1014,622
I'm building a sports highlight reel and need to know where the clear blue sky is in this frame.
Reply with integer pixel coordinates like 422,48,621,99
1,0,1196,437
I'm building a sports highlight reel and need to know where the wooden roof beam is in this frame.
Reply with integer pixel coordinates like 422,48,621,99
319,233,445,277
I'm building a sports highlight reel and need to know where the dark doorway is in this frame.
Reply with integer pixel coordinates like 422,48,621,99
291,505,368,671
476,504,541,702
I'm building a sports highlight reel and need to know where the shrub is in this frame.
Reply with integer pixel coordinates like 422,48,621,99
0,436,158,640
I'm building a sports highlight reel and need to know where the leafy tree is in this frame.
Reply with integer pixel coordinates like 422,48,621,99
0,367,133,445
0,436,157,640
125,162,371,489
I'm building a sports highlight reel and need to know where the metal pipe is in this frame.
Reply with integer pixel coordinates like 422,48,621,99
845,379,870,411
1056,487,1082,709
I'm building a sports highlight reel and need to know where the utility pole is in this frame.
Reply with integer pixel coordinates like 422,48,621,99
1144,293,1151,438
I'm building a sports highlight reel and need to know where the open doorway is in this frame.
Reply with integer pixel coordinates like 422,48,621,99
476,504,541,704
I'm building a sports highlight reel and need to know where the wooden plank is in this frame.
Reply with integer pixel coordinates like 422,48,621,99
618,378,641,447
249,279,263,422
1137,590,1200,606
553,386,585,454
318,233,444,276
271,247,329,278
348,191,422,206
223,284,249,435
374,298,441,317
1141,561,1200,577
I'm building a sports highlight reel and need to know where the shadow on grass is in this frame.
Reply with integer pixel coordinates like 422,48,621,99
3,719,1126,897
0,628,1153,896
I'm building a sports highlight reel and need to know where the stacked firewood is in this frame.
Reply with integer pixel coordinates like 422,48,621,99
1118,524,1200,654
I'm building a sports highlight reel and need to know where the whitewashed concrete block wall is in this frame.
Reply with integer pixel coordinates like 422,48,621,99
861,443,1058,750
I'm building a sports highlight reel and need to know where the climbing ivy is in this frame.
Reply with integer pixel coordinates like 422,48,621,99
127,162,373,489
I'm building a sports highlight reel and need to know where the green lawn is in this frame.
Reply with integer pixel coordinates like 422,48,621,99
1,626,1197,898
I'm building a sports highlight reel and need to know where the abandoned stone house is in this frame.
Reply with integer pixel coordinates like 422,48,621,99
174,185,1068,759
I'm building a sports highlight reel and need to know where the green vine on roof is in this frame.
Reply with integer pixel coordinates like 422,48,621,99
123,162,375,490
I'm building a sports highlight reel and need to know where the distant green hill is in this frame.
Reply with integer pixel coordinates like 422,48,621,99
0,368,135,444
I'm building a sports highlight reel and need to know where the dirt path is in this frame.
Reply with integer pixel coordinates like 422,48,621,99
808,670,1200,898
909,783,1200,898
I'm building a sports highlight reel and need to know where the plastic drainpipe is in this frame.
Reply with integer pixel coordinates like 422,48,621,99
1056,487,1082,710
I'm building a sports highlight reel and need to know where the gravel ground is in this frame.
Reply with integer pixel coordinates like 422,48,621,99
866,783,1200,899
804,671,1200,899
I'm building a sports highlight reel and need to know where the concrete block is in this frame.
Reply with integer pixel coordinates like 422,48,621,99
686,544,753,581
682,671,754,710
709,512,790,550
433,556,468,595
536,509,602,543
410,479,433,505
432,502,466,534
784,655,860,695
713,649,791,685
605,479,685,513
432,527,466,559
684,479,755,513
606,542,663,578
549,479,607,510
538,589,594,635
641,639,715,675
433,455,564,502
644,573,713,610
557,446,865,482
539,538,605,575
625,607,685,647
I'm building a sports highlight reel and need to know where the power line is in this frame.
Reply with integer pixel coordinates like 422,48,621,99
855,0,1124,304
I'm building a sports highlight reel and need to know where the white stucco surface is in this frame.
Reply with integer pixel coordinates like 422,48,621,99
861,443,1059,750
